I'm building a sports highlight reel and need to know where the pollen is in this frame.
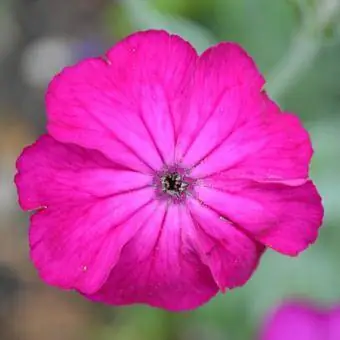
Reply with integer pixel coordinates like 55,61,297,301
160,172,189,198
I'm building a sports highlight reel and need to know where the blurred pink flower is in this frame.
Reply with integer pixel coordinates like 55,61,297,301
260,301,340,340
15,30,323,311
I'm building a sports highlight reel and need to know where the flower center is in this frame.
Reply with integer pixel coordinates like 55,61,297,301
161,172,189,198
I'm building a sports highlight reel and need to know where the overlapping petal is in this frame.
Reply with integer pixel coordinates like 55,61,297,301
196,178,323,255
47,30,198,172
88,204,218,311
16,135,156,294
190,109,312,182
186,198,264,290
176,42,265,164
174,42,312,183
15,135,153,210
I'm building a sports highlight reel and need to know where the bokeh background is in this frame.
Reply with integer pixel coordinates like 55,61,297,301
0,0,340,339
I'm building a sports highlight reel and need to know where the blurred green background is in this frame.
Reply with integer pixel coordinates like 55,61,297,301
0,0,339,339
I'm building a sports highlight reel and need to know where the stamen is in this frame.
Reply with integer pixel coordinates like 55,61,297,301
161,172,189,198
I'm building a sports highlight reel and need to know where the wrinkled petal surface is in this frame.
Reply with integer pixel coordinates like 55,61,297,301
176,42,264,163
16,135,155,294
186,198,264,290
47,30,197,172
174,42,312,182
196,178,323,255
190,110,312,182
88,204,218,311
15,135,152,210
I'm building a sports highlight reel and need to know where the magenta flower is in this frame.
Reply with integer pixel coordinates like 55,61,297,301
260,301,340,340
15,30,323,311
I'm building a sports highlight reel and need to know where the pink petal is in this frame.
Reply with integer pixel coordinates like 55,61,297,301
87,203,218,311
15,135,152,210
328,306,340,340
191,109,312,182
46,30,197,172
15,135,156,294
176,42,265,164
173,40,312,182
30,197,155,294
261,302,324,340
186,198,264,290
196,178,323,255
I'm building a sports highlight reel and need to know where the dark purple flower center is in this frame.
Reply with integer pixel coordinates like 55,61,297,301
160,172,189,198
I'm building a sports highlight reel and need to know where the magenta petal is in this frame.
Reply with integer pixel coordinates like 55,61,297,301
15,135,153,210
187,198,264,290
46,57,159,173
106,30,198,165
15,135,156,294
190,109,312,182
261,302,327,340
176,42,313,182
329,306,340,340
29,197,155,294
176,42,265,163
197,179,323,255
47,30,197,171
87,203,218,311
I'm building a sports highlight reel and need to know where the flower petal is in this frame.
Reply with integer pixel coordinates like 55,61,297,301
190,109,312,182
174,41,312,182
261,302,324,340
187,198,264,290
87,203,218,311
196,178,323,255
15,135,152,210
47,30,197,171
15,135,156,294
176,42,265,164
29,196,155,294
329,306,340,340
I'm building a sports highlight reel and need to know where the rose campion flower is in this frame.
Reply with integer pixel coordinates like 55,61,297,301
15,30,323,311
260,301,340,340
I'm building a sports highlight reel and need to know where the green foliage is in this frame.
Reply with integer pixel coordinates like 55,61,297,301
112,0,218,53
213,0,298,73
